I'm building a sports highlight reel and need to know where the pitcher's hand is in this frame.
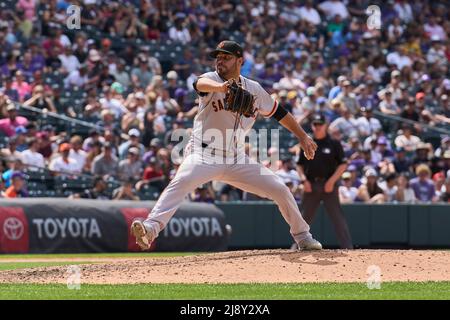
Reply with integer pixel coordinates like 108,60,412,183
300,135,317,160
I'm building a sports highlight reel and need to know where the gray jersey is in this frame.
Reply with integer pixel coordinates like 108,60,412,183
191,71,278,152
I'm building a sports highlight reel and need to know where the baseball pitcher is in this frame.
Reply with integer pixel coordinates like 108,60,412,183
132,40,322,250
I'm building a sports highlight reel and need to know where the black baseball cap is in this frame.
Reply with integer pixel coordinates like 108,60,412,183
311,114,326,124
209,41,243,58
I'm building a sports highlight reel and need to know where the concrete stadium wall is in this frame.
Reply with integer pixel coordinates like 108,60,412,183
216,202,450,249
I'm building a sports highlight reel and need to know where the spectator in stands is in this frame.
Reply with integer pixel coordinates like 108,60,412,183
394,173,416,203
378,88,400,115
401,97,420,123
91,142,118,179
83,140,103,173
355,106,382,138
14,126,28,152
49,143,79,175
380,173,398,202
58,45,80,75
4,171,28,198
191,183,215,203
2,157,24,188
299,0,322,26
64,64,88,89
166,71,182,100
82,129,105,152
336,80,360,114
99,87,127,119
169,14,191,45
36,129,54,159
131,55,153,90
0,136,21,160
73,176,110,200
276,157,301,189
139,156,166,193
11,70,31,102
112,179,140,201
118,147,143,182
410,164,437,203
394,125,421,152
440,177,450,203
23,85,57,112
110,59,131,91
357,168,385,203
118,128,145,160
412,142,433,168
356,84,377,112
338,171,358,203
433,171,446,199
0,103,28,137
329,107,359,140
1,76,19,102
69,135,87,173
20,137,45,171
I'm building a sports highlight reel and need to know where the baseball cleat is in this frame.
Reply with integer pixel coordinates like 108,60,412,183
297,237,323,250
131,220,155,250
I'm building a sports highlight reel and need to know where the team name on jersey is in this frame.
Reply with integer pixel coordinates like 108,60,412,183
211,98,257,119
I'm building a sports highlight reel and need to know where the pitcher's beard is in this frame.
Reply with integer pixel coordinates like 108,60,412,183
217,66,228,80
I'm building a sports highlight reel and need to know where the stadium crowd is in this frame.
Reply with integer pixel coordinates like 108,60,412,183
0,0,449,203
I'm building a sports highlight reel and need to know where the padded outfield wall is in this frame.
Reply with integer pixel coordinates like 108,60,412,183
217,202,450,249
0,199,449,253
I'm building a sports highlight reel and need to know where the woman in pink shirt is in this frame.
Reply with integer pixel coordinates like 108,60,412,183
17,0,36,21
11,71,32,103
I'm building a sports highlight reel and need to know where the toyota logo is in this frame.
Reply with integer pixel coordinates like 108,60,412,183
3,217,24,241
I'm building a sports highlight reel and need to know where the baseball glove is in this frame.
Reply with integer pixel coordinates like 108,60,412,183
224,79,256,118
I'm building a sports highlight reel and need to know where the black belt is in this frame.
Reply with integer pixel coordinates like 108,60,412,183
310,177,328,182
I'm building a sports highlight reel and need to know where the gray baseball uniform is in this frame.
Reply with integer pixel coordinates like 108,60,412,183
142,71,312,244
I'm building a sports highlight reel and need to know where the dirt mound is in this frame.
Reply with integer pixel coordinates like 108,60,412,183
2,249,450,284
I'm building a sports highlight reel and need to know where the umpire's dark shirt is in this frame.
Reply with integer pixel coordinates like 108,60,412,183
297,135,347,181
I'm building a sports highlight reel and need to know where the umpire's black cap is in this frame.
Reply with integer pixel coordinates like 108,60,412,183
312,113,327,124
210,40,243,58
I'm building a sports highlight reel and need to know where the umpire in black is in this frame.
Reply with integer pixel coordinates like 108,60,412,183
297,114,353,249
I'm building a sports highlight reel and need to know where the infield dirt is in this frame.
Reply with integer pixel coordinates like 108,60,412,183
1,249,449,284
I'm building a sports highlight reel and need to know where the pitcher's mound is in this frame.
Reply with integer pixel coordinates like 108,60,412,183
2,249,450,284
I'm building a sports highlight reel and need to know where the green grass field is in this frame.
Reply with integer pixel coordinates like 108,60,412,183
1,253,450,300
0,282,449,300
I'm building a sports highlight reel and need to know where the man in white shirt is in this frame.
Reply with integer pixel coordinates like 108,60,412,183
276,158,301,188
64,64,88,88
298,0,321,25
99,88,127,118
69,135,87,173
394,0,413,23
424,17,447,41
20,138,45,171
168,16,191,45
339,172,358,203
58,46,80,74
394,125,421,152
329,107,359,139
386,45,412,71
318,0,349,20
49,143,79,175
355,106,381,138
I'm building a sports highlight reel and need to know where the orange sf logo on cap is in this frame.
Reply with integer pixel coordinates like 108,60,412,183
218,41,225,48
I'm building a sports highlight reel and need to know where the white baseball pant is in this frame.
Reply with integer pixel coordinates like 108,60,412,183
143,149,312,244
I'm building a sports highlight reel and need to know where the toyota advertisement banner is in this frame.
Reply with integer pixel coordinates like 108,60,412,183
0,199,228,254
